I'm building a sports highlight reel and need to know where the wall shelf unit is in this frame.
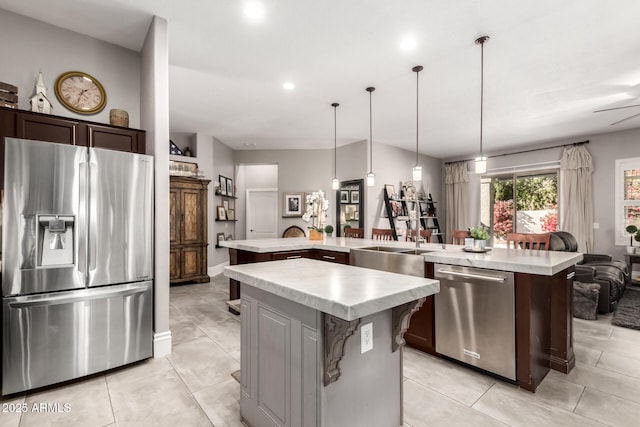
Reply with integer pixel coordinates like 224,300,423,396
383,185,443,243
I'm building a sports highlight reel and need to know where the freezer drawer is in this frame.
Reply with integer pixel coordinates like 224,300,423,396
2,282,153,395
434,264,516,381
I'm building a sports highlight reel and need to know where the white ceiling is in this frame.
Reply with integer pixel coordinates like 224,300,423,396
3,0,640,159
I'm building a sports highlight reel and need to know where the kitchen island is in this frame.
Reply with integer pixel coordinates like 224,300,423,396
224,258,439,427
220,237,583,392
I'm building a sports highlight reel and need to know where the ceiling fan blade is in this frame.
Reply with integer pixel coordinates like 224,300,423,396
610,111,640,126
594,104,640,113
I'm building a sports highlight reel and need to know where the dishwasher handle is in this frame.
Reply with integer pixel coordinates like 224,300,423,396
436,268,507,283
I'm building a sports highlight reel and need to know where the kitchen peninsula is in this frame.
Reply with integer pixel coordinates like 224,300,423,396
224,258,439,427
220,237,583,392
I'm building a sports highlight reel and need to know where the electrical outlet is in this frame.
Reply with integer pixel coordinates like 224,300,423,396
361,322,373,354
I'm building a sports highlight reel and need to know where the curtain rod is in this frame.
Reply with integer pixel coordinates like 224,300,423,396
444,140,589,165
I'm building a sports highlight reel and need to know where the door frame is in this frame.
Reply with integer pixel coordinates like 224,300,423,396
246,188,278,239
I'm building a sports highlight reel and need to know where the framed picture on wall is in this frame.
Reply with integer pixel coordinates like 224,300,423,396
216,232,225,247
283,192,304,217
226,177,234,197
340,190,349,203
223,200,229,211
219,175,228,196
227,209,235,221
385,184,395,199
217,206,227,220
350,190,360,204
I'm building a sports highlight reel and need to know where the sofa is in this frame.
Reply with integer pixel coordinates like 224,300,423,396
550,231,628,314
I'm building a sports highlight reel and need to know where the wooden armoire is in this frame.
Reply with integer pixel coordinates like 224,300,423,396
169,176,211,283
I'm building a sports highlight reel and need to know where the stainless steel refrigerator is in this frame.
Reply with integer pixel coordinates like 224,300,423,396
2,137,154,395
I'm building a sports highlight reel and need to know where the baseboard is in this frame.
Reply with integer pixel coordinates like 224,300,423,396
208,261,229,277
153,330,172,357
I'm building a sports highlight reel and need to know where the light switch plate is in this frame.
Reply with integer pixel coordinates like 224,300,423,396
361,322,373,354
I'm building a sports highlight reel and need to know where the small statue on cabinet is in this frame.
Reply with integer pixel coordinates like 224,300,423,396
29,72,53,114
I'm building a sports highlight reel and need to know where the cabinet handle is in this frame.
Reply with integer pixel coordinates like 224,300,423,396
286,255,302,259
567,271,575,279
322,255,336,260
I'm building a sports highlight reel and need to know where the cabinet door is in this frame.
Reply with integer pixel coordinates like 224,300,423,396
169,188,179,245
169,249,181,280
272,250,312,260
314,250,348,264
87,124,145,153
181,246,204,279
180,188,205,245
16,112,85,145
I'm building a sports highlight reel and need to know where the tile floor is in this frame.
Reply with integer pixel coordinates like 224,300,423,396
2,275,640,426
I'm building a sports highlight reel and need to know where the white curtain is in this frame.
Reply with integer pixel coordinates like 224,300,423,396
560,144,594,252
445,162,470,243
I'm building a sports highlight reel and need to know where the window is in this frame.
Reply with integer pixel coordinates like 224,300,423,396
615,157,640,245
481,171,558,247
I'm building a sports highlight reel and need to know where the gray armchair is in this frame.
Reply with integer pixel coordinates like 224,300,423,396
550,231,628,313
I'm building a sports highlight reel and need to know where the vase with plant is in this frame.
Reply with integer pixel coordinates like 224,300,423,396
324,225,334,237
303,190,329,240
626,225,640,253
469,225,490,250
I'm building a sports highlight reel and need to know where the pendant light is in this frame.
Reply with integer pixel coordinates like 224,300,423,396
412,65,423,181
366,87,375,187
475,36,490,174
331,102,340,190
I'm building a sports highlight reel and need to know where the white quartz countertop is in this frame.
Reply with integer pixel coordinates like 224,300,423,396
220,237,583,276
224,258,440,321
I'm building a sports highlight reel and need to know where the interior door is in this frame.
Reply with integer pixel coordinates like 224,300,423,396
246,189,278,239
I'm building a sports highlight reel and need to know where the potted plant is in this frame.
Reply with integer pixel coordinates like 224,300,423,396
626,225,640,253
469,225,490,250
324,225,334,237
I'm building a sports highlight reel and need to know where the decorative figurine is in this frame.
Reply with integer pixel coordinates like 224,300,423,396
29,72,53,114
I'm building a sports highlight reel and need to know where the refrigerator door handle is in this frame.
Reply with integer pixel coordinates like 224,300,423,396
78,161,89,276
89,161,98,272
7,283,151,308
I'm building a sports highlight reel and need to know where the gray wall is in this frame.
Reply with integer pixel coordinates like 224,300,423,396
232,141,443,243
367,142,443,239
212,137,235,266
453,127,640,258
234,147,334,238
140,16,171,357
235,164,279,241
0,9,141,127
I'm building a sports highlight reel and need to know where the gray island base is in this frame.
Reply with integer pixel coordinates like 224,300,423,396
224,258,439,427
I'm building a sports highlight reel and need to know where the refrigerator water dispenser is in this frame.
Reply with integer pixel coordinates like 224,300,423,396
38,215,74,266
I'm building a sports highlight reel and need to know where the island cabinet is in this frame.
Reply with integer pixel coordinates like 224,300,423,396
405,262,575,392
170,176,211,284
225,258,439,427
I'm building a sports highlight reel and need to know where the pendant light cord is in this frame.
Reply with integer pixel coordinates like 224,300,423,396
475,36,489,158
480,39,484,157
332,103,338,177
366,87,375,174
412,66,423,166
416,68,419,165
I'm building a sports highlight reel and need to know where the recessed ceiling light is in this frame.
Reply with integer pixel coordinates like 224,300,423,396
244,2,265,21
282,82,295,91
243,142,257,147
400,36,417,51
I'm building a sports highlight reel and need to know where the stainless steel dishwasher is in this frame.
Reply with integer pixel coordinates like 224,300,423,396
434,264,516,381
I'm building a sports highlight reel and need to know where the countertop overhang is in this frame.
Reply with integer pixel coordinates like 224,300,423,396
220,237,583,276
224,258,439,321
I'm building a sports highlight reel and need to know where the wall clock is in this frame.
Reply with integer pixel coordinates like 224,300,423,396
54,71,107,114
